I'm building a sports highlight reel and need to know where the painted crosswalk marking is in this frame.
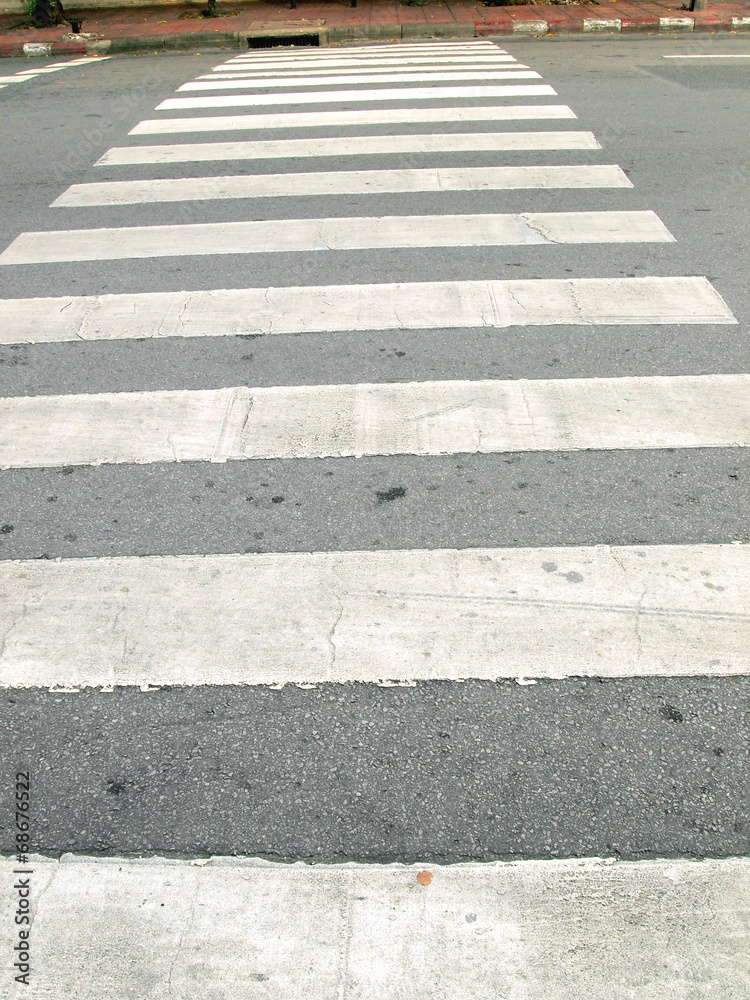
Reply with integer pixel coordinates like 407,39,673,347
130,105,577,135
197,64,530,81
1,543,748,687
53,165,633,207
203,59,524,76
1,37,748,971
97,131,600,165
3,855,746,998
197,65,530,81
210,55,521,71
0,278,733,345
226,44,504,60
0,56,110,86
156,85,558,110
0,211,673,265
177,70,542,91
0,374,746,469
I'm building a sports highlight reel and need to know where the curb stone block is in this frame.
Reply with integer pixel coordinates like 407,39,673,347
583,18,622,31
327,25,399,41
693,15,729,31
107,33,238,52
401,21,476,38
621,15,660,30
476,22,513,35
658,15,694,29
545,18,582,34
23,41,51,54
733,15,750,27
512,18,548,33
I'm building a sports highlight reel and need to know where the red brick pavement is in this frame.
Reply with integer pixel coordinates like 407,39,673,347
1,0,748,56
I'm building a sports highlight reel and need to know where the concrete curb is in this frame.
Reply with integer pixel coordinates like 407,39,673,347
0,13,749,56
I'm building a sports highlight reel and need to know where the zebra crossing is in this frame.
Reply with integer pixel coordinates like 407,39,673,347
0,56,110,90
1,39,748,998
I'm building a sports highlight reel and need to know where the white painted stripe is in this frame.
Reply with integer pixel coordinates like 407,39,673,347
177,70,542,91
156,85,558,110
663,52,750,57
96,131,601,165
512,19,548,33
582,18,621,31
227,44,502,59
200,62,527,79
0,60,109,84
0,211,672,265
53,165,633,207
130,105,577,135
2,542,750,685
659,15,694,28
0,372,743,471
225,49,506,63
0,57,111,85
1,856,747,998
0,278,734,345
211,54,520,70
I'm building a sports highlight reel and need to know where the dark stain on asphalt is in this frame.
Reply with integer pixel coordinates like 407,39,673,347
376,487,407,504
660,704,684,724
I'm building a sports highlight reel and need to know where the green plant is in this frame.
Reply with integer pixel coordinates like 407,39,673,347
24,0,68,27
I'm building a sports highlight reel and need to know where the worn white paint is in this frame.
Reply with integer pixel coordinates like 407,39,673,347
0,211,671,264
178,70,542,91
1,543,750,686
226,44,502,61
512,20,548,33
96,131,599,165
663,52,750,57
659,15,694,29
0,55,109,84
53,165,632,207
1,855,748,999
0,373,746,470
0,277,732,345
211,55,519,71
583,18,622,31
203,59,522,77
156,85,558,110
129,105,577,135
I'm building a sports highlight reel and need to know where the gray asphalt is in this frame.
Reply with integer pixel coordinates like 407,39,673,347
0,36,749,862
2,678,748,862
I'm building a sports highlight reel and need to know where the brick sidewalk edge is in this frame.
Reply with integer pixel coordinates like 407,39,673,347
1,10,749,57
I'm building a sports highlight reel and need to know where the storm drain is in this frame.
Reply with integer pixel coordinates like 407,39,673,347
247,33,320,48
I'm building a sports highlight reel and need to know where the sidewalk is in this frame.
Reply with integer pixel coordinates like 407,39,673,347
1,0,749,57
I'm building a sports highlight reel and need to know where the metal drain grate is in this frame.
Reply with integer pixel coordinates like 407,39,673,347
247,33,320,48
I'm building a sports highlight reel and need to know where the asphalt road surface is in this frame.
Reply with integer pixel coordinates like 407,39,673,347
0,34,749,998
